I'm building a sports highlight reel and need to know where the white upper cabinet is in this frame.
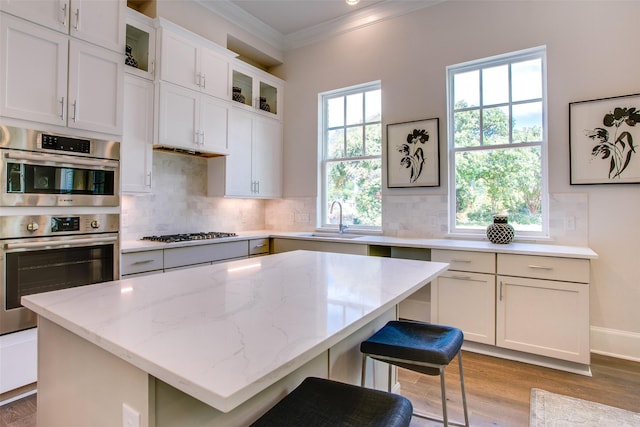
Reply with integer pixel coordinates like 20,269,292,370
122,74,153,194
157,19,234,100
67,39,124,134
230,63,283,120
125,8,155,80
0,13,68,125
208,106,282,198
0,0,125,53
156,82,229,155
0,12,123,134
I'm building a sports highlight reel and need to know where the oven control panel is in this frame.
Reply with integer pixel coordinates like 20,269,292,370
41,134,91,154
0,214,119,239
51,217,81,233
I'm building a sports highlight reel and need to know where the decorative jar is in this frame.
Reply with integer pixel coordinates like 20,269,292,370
232,87,245,104
259,97,271,112
486,214,514,244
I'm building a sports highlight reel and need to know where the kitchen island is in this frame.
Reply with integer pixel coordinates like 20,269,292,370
22,250,448,427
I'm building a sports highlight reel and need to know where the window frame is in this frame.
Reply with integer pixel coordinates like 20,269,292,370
318,80,382,231
446,46,549,239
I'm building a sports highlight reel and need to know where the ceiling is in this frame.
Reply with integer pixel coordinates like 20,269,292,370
197,0,444,55
229,0,385,36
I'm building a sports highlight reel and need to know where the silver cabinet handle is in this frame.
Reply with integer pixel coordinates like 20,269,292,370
254,243,266,248
200,130,205,145
61,3,68,26
72,100,77,122
145,172,152,187
132,259,156,265
74,8,79,30
201,74,206,89
59,97,65,120
451,259,472,263
499,281,503,301
528,264,553,270
448,275,488,283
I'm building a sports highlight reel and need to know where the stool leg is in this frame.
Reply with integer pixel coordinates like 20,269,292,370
458,351,469,427
440,366,448,426
361,354,367,387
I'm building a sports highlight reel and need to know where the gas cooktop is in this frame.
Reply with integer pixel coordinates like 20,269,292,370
141,232,238,243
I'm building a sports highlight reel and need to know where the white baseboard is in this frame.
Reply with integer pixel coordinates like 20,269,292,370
590,326,640,362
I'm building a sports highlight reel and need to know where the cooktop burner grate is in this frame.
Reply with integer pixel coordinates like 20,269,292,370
141,232,238,243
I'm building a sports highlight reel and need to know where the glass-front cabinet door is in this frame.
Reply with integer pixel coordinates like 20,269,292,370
230,63,282,119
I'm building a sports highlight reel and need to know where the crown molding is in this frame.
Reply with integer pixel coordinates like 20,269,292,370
284,0,445,51
197,0,445,53
196,0,286,49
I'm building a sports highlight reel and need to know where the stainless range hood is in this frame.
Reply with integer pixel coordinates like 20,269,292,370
153,145,227,158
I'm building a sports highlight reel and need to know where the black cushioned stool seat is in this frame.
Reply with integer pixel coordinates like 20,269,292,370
250,377,413,427
361,321,469,426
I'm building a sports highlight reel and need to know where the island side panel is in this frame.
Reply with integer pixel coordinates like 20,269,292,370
37,318,152,427
155,351,328,427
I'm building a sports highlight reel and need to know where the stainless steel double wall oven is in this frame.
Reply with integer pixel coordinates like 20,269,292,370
0,126,120,335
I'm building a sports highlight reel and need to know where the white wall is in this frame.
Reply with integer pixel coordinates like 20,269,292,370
273,0,640,360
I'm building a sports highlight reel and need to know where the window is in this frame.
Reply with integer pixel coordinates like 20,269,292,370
320,82,382,230
447,47,548,237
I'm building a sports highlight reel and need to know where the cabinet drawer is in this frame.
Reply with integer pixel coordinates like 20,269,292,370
164,241,248,269
431,249,495,274
497,254,589,283
121,250,164,276
249,238,269,255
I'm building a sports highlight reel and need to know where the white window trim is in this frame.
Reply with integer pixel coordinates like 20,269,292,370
317,81,382,232
446,46,550,239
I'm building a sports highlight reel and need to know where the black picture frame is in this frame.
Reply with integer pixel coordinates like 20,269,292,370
386,118,440,188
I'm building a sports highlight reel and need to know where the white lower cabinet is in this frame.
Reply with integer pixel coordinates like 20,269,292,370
433,272,496,345
496,254,590,364
432,249,591,365
431,250,496,345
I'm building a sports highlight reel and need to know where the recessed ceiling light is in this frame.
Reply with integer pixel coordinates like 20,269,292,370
346,0,360,5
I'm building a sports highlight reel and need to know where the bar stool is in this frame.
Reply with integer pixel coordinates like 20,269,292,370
250,377,413,427
360,320,469,427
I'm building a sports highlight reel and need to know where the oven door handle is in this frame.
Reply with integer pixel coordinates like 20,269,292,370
5,236,118,250
5,152,118,169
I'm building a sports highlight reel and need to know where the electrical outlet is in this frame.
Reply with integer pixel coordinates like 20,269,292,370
122,403,140,427
565,216,576,231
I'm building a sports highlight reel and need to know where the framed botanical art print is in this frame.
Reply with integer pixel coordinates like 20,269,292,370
569,93,640,184
387,118,440,188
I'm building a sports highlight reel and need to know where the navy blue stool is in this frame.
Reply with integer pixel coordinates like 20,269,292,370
360,321,469,426
250,377,413,427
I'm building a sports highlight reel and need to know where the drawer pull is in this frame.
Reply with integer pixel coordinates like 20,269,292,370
132,259,156,265
449,275,487,283
528,264,553,270
254,243,266,248
451,259,472,263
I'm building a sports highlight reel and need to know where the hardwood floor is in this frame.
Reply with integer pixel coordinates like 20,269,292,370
1,352,639,426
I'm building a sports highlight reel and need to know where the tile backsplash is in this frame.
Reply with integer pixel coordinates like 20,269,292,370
122,152,588,246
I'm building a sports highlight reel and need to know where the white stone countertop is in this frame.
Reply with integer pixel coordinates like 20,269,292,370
122,231,598,259
22,250,448,413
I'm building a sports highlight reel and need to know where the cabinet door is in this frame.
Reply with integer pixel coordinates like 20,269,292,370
0,0,68,33
0,13,67,125
252,116,282,198
159,28,199,91
199,94,229,155
67,39,123,134
432,272,496,345
496,276,589,364
199,47,229,99
157,82,198,151
70,0,124,53
224,107,253,196
122,75,153,194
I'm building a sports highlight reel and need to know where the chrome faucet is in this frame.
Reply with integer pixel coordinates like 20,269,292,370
330,201,349,234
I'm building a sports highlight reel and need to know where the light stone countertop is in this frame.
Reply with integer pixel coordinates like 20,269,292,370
22,250,449,413
122,231,598,259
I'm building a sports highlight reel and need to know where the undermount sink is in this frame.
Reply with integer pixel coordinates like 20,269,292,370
305,232,364,239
